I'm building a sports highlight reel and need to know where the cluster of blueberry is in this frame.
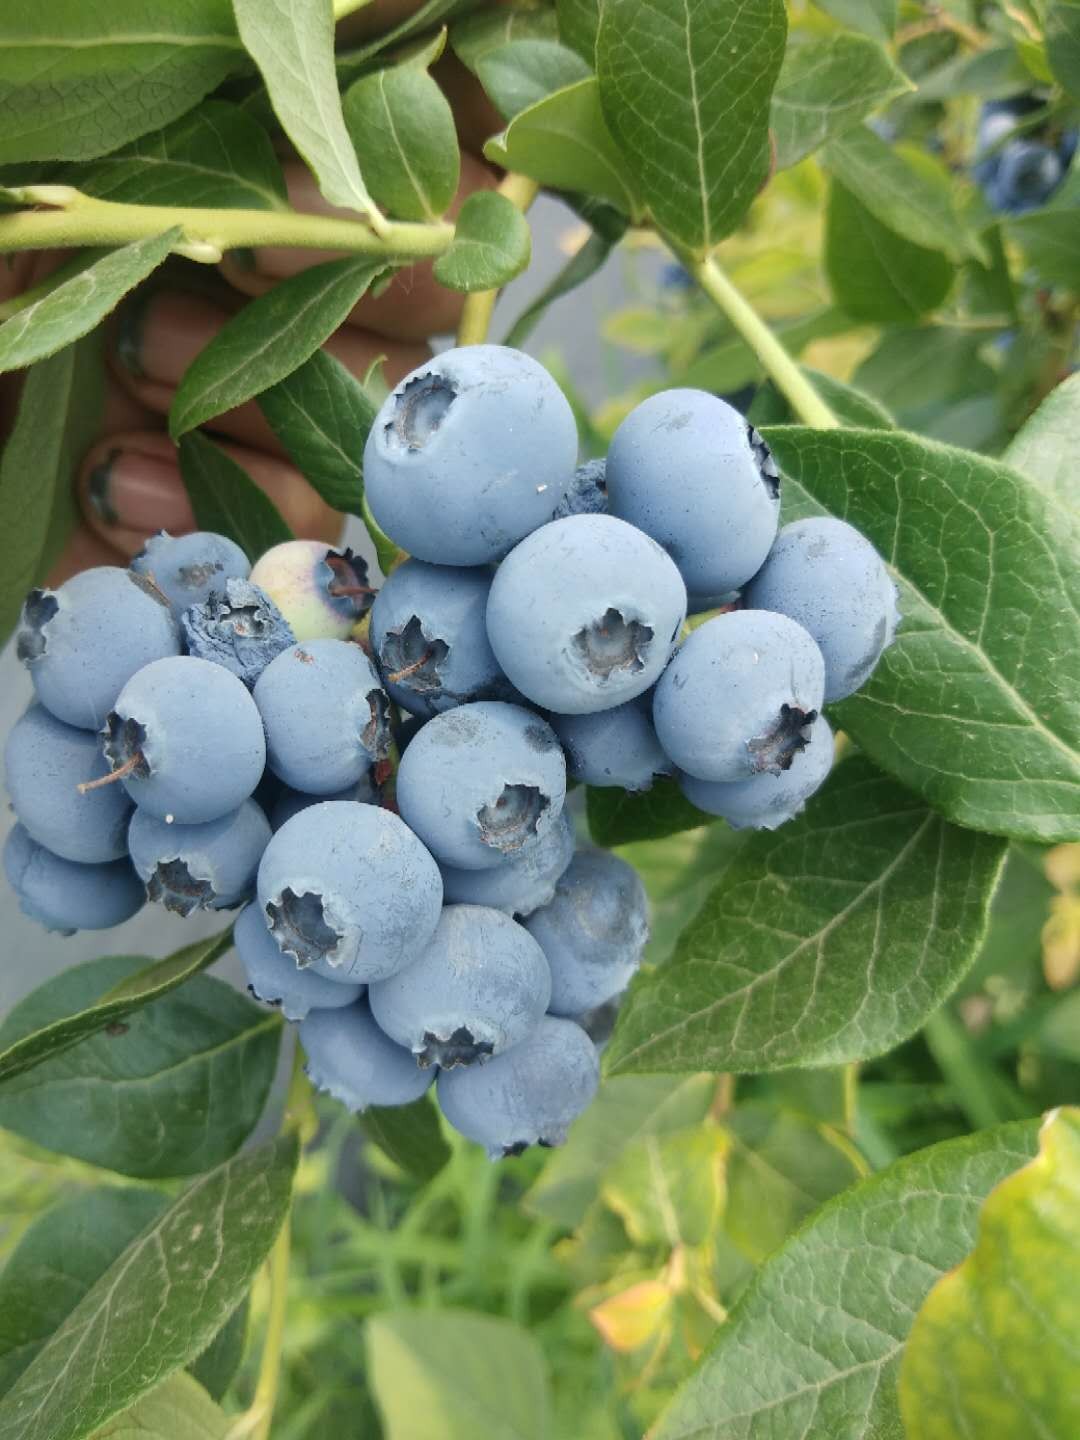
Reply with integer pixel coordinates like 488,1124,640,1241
3,344,898,1157
974,97,1076,215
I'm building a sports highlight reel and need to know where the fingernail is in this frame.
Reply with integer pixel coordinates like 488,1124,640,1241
88,449,194,533
115,291,228,388
114,290,154,377
229,246,256,272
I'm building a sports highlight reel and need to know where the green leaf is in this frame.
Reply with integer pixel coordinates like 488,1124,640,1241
0,2,242,163
1009,192,1080,290
0,1134,297,1440
337,0,477,81
187,1299,249,1403
0,929,234,1086
1004,372,1080,511
900,1108,1080,1440
0,1188,168,1400
178,433,293,562
432,191,531,292
232,0,380,221
651,1120,1039,1440
452,8,559,72
62,100,287,210
603,757,1007,1076
557,0,600,63
504,221,627,349
1047,1,1080,96
812,0,896,41
485,77,640,216
748,368,896,430
851,326,995,429
0,337,103,647
342,64,459,221
602,1125,727,1248
476,40,591,121
358,1095,451,1184
587,777,711,848
0,229,179,375
525,1074,716,1228
766,425,1080,843
0,955,282,1178
366,1311,552,1440
678,306,851,393
825,179,954,323
88,1373,232,1439
823,125,984,262
596,0,787,253
257,349,374,516
770,33,911,171
170,256,386,437
917,46,1034,102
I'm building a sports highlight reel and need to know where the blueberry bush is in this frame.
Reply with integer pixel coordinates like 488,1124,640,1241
1,1,1079,1437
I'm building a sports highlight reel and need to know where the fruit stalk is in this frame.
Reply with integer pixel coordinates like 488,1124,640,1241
457,174,540,346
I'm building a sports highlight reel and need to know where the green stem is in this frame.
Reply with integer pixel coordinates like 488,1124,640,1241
457,173,539,346
249,1218,291,1440
0,187,453,262
679,251,841,430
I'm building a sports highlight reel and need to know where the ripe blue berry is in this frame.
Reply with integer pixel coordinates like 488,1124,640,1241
395,702,567,870
181,578,295,688
369,904,551,1067
301,1001,434,1111
101,656,267,823
439,809,575,917
679,714,834,829
552,695,672,792
130,530,249,618
437,1015,599,1158
270,772,380,831
525,851,648,1017
248,540,374,641
486,516,687,715
653,610,825,783
552,458,607,521
370,559,514,719
235,903,363,1021
16,568,181,731
4,703,131,863
254,639,389,794
257,801,443,982
363,345,578,564
606,389,780,594
127,799,271,915
744,518,899,701
4,823,143,934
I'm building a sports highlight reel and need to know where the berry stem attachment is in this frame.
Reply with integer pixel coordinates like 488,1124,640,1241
676,250,841,430
386,649,436,684
77,752,142,793
456,173,540,347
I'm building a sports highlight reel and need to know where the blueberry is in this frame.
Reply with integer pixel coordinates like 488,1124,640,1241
437,1015,599,1158
395,701,567,870
254,639,389,795
679,714,834,829
653,610,825,783
606,389,780,594
743,518,899,702
248,540,374,642
370,559,514,719
130,530,250,618
16,568,181,731
301,1000,434,1111
363,345,578,565
486,516,687,715
235,903,363,1021
4,703,132,863
370,904,551,1067
4,823,144,934
270,772,380,831
257,801,443,982
101,656,267,823
993,139,1063,213
552,459,607,521
524,851,648,1017
552,695,672,792
127,798,271,915
440,809,575,917
181,578,295,688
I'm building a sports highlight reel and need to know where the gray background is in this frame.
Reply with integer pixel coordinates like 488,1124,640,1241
0,196,664,1014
